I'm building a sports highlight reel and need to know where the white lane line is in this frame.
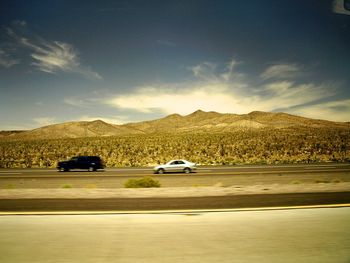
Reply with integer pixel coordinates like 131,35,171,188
107,169,152,172
206,165,349,170
0,172,22,175
1,204,349,216
197,169,350,175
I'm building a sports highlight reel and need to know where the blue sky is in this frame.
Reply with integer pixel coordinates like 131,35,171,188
0,0,350,130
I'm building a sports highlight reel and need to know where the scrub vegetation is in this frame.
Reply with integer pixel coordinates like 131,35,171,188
0,126,348,168
124,177,161,188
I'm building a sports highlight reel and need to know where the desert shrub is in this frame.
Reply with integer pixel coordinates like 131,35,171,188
314,179,330,184
4,183,16,189
331,178,342,183
124,176,161,188
0,127,349,168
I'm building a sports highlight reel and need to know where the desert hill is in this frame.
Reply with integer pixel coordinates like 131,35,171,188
0,130,26,138
123,110,347,133
10,120,142,140
1,110,348,140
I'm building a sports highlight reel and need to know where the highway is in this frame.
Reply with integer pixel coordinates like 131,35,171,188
0,163,349,188
0,207,349,263
0,192,349,212
1,163,350,176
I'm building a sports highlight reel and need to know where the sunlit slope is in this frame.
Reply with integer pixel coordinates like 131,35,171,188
122,110,348,133
2,110,349,140
12,120,142,140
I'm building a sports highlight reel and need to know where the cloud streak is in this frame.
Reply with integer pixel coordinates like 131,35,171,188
33,117,56,126
106,60,348,121
288,99,350,122
78,115,128,125
0,49,20,68
260,63,300,80
107,86,242,115
106,82,333,116
5,21,101,79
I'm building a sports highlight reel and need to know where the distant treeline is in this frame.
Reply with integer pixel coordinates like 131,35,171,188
0,127,349,168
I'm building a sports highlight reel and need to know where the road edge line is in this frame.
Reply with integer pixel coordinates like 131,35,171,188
0,203,349,216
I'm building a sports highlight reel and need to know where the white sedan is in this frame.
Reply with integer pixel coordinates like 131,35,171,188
153,160,197,174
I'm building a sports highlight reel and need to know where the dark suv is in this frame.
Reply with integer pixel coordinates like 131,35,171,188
57,156,104,172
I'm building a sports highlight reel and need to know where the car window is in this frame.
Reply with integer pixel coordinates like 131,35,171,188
170,161,177,165
88,157,100,162
77,157,87,162
177,161,185,164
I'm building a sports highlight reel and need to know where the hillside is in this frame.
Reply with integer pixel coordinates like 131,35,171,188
11,120,142,140
1,110,349,140
0,130,26,138
112,109,348,134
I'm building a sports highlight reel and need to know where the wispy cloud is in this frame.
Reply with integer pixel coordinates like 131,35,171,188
188,62,217,80
257,81,334,111
288,99,350,122
106,82,333,116
0,49,20,68
78,115,129,125
260,63,300,80
106,59,337,118
5,21,101,79
64,98,90,108
107,85,242,115
63,96,102,107
33,117,56,126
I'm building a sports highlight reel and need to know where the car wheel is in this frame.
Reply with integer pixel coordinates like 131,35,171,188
157,168,165,174
88,167,94,172
184,168,191,174
59,167,65,172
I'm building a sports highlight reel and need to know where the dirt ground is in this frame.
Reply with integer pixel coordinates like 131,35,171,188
0,182,349,199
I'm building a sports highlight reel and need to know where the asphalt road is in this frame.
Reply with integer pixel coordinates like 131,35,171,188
0,207,349,263
0,192,349,212
1,163,350,177
0,163,349,188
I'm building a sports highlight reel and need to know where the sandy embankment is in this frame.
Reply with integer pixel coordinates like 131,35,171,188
0,182,349,199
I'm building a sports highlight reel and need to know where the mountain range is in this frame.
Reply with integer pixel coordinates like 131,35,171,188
1,110,348,140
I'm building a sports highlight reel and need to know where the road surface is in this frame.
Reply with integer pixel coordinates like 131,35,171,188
0,192,349,212
0,163,349,188
1,163,349,176
0,207,349,263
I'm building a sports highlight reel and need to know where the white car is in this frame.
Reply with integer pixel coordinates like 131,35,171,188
154,160,197,174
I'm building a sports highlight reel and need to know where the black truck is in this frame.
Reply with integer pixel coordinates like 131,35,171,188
57,156,104,172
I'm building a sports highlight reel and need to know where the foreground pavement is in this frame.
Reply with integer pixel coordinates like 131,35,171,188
0,207,349,263
0,192,349,212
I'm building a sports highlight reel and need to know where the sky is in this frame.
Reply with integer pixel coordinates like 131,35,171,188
0,0,350,130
